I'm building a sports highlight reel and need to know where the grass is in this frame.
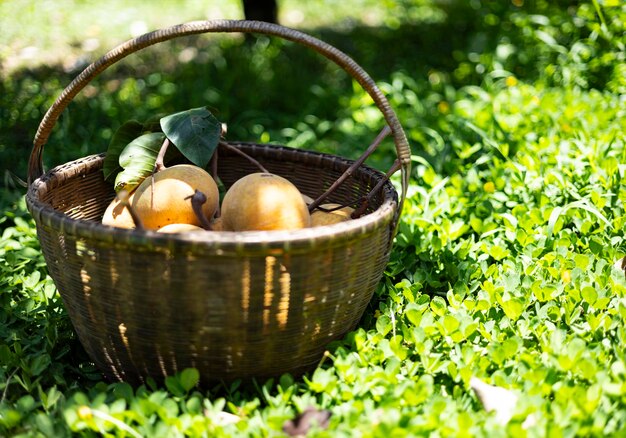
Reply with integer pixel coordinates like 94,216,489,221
2,0,626,436
0,0,399,75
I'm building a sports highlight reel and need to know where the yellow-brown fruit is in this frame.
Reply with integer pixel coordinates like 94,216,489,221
311,203,354,226
157,223,205,233
221,173,311,231
211,216,224,231
102,192,136,229
132,164,219,230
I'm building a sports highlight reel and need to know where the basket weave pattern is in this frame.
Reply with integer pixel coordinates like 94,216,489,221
26,20,410,384
28,144,398,383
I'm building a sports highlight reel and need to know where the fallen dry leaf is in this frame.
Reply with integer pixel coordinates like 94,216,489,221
282,406,332,437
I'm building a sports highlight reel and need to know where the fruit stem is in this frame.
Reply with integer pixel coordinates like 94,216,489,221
117,189,144,230
154,137,170,173
218,140,269,173
209,148,221,218
308,125,391,213
351,159,401,218
186,190,213,230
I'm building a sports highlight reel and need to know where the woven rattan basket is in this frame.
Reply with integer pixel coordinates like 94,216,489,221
25,20,411,385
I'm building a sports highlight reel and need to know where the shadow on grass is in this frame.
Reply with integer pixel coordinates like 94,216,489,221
2,0,524,191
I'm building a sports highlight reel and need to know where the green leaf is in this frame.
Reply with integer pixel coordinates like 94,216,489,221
186,396,202,414
165,376,185,397
40,386,62,411
376,315,392,336
405,303,425,326
30,354,51,377
488,244,510,261
114,132,166,192
22,270,40,289
160,107,221,168
442,315,460,334
308,368,334,393
34,413,56,437
582,286,598,305
430,296,447,317
279,373,294,391
103,120,145,182
112,382,135,402
1,409,22,430
390,335,408,361
500,297,525,321
0,344,14,363
179,368,199,392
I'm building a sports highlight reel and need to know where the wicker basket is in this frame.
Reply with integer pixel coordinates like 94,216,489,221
25,20,411,385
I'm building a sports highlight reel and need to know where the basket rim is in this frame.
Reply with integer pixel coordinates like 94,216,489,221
26,145,399,253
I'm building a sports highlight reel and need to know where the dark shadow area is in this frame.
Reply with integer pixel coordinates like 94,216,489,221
2,0,599,192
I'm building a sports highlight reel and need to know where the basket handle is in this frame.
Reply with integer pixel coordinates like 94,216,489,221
28,20,411,209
